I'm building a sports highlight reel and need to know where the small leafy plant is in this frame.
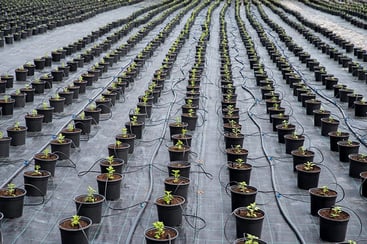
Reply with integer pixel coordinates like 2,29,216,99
245,233,259,244
330,206,342,218
175,140,184,150
6,183,16,196
121,128,128,137
246,202,259,218
162,190,174,205
238,181,249,193
106,166,115,180
84,186,96,202
31,165,42,176
70,215,81,227
303,161,315,171
172,169,180,183
152,221,165,239
56,134,65,143
321,185,329,195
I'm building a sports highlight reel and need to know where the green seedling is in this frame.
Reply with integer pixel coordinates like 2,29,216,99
238,181,248,192
106,166,115,180
172,169,180,183
245,233,259,244
304,161,315,171
246,202,259,217
152,221,165,239
70,215,81,227
32,165,42,176
7,183,16,196
85,186,96,202
163,190,174,204
330,206,342,218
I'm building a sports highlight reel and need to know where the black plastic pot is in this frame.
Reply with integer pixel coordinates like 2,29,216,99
23,170,51,196
296,164,321,190
234,207,265,238
7,126,27,146
33,152,59,177
164,176,190,201
168,146,190,161
58,216,92,244
96,173,122,201
227,162,252,185
115,134,136,153
284,134,305,154
107,143,130,164
50,138,72,160
155,195,185,227
74,194,105,224
230,185,257,212
318,208,349,242
167,161,191,179
320,118,339,136
61,128,82,148
309,188,337,216
74,116,92,134
328,131,349,152
49,98,66,113
84,108,101,125
144,226,178,244
25,114,44,132
0,137,11,157
0,188,26,218
125,121,144,139
360,172,367,197
337,141,360,162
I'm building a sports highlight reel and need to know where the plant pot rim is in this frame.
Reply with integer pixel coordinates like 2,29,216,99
313,109,330,114
168,145,190,152
360,171,367,179
320,118,339,124
58,216,92,231
0,187,26,198
100,157,125,166
37,106,54,110
328,131,349,137
168,161,191,168
50,138,72,145
275,124,295,130
164,176,190,185
155,194,185,207
226,148,248,154
25,114,44,119
7,126,27,131
108,143,130,149
116,133,136,140
96,173,123,182
348,154,367,161
61,128,82,133
234,207,265,220
84,107,102,112
34,152,59,161
291,149,314,157
24,170,51,178
0,137,12,141
317,208,350,222
230,185,257,194
309,187,337,197
227,162,252,169
144,226,178,241
284,134,305,140
73,193,105,204
295,164,321,173
337,141,360,146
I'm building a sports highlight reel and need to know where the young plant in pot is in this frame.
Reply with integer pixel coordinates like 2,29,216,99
169,117,188,140
234,202,265,238
25,109,44,132
129,107,146,124
223,119,242,133
0,131,11,157
156,190,185,227
230,181,257,212
337,140,360,162
318,206,350,242
7,121,27,146
23,164,51,196
284,131,305,155
228,158,253,185
295,161,321,190
320,116,339,136
61,123,82,148
115,127,136,154
144,221,179,244
348,153,367,178
74,186,105,224
84,103,102,125
234,233,267,244
171,128,192,147
168,140,190,162
291,146,315,171
164,169,190,201
181,108,198,131
226,145,248,162
309,186,338,216
58,214,92,244
33,148,59,177
96,165,122,201
328,130,349,152
10,89,26,108
275,120,295,144
50,133,72,160
74,112,92,135
49,93,66,113
224,128,244,149
107,140,130,164
100,155,125,174
125,115,144,139
36,102,54,123
0,183,26,218
0,95,15,116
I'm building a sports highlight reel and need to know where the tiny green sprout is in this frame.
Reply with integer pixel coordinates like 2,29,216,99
121,128,128,137
172,169,180,183
273,103,279,110
7,183,16,196
175,116,181,125
88,103,96,111
330,206,342,218
292,131,298,139
328,116,334,122
79,112,85,120
54,93,60,100
186,99,193,105
347,240,357,244
304,161,315,171
188,109,194,117
347,140,353,145
107,155,114,164
131,115,138,125
79,76,83,81
234,145,242,153
115,140,122,147
336,129,342,136
152,221,165,239
85,186,96,202
282,120,288,128
57,134,65,143
232,128,241,136
42,102,48,109
235,158,245,165
245,233,259,244
238,181,248,192
3,95,9,102
228,119,236,126
321,186,329,194
298,146,306,155
25,84,30,89
246,202,259,217
163,190,174,204
70,215,81,227
32,165,42,176
134,107,140,115
0,131,3,139
63,87,68,92
14,121,20,130
175,140,184,150
67,123,74,131
106,166,115,180
181,128,188,136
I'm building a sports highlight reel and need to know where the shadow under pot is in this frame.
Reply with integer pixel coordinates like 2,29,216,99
234,207,265,238
23,170,51,196
107,143,130,164
0,137,12,157
0,98,15,116
284,134,305,154
155,195,185,227
328,131,349,152
115,133,136,153
50,138,72,160
144,226,178,244
84,107,102,125
73,116,92,134
309,187,337,216
96,173,122,201
164,176,190,201
167,161,191,179
337,140,360,162
0,187,27,218
7,125,27,146
227,161,252,185
230,185,257,212
58,216,92,244
291,148,314,171
74,194,105,224
33,152,59,176
125,121,144,139
295,164,321,190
